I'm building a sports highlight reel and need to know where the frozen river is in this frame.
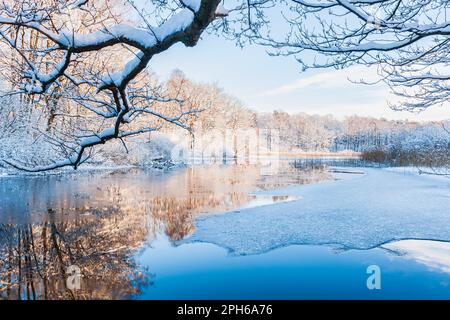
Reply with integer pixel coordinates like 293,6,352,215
0,160,449,299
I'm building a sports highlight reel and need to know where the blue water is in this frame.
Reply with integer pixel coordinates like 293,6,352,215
135,235,450,299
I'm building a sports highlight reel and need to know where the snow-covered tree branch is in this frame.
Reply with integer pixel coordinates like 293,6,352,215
0,0,224,171
252,0,450,111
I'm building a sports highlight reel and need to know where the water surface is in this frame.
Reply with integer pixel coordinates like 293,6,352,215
0,159,449,299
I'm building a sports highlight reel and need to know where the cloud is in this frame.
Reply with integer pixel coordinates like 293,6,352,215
258,65,379,97
251,87,449,122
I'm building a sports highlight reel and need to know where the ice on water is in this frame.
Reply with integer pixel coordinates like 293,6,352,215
181,168,450,255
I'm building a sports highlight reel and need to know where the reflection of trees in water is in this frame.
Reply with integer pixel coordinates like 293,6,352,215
149,191,252,241
150,197,195,241
0,166,262,300
257,161,333,190
0,161,334,299
147,163,332,240
0,208,151,300
136,165,263,241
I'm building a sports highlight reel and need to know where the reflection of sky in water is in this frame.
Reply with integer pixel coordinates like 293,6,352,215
135,234,450,299
384,240,450,275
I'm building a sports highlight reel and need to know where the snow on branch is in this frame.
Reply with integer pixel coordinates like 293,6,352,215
0,0,225,171
255,0,450,111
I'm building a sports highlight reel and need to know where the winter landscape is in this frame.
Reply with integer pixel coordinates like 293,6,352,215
0,0,449,301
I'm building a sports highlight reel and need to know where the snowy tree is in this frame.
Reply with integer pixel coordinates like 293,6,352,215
256,0,450,111
0,0,226,171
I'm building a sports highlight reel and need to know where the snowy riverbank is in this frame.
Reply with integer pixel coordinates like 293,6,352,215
0,157,183,178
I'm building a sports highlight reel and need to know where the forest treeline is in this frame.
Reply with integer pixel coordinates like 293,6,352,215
0,70,449,170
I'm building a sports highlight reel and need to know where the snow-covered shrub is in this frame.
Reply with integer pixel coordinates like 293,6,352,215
130,134,185,169
0,96,67,170
361,123,449,168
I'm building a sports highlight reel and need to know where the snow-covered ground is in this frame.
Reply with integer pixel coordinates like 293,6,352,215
181,167,450,255
382,166,449,182
0,162,180,178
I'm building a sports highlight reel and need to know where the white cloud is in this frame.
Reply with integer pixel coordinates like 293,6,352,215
251,87,449,122
297,102,449,122
251,65,449,121
258,65,379,97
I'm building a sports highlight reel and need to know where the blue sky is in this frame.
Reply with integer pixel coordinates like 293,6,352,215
145,13,448,121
